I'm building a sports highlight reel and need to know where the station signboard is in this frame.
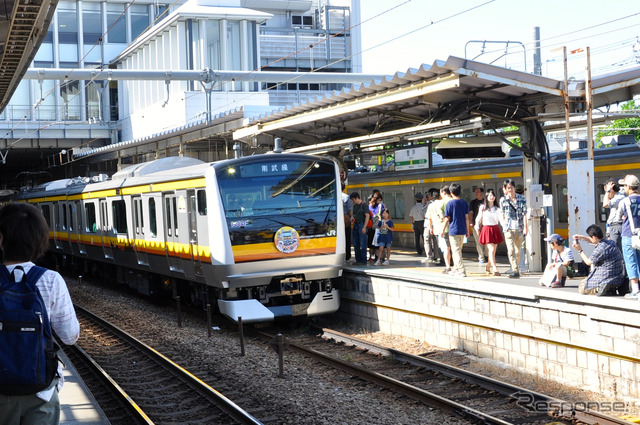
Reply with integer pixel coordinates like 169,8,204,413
395,147,429,171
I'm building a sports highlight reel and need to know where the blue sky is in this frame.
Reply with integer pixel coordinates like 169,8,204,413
359,0,640,78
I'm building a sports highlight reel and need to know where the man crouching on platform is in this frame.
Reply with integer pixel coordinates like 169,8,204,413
572,224,625,296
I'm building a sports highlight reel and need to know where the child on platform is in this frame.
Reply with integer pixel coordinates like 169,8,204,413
375,209,394,265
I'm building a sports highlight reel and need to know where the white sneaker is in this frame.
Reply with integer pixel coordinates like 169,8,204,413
624,292,640,299
374,260,381,266
382,260,390,265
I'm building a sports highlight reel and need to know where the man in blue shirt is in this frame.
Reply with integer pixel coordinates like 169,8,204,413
442,183,469,277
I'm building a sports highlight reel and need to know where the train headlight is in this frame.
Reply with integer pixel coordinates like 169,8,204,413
324,280,332,293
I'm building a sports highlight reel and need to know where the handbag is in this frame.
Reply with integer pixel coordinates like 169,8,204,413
437,235,448,252
624,202,640,250
372,228,380,246
538,267,557,287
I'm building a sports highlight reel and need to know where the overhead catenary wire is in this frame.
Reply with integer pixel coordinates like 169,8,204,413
4,0,637,167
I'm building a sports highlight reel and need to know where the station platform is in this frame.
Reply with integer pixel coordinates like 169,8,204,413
338,249,640,402
59,350,110,425
344,249,622,296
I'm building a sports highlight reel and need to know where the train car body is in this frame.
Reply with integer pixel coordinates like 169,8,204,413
16,154,343,323
347,144,640,254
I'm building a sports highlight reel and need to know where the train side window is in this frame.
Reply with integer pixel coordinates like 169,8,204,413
85,203,97,233
165,198,172,237
100,201,109,231
394,192,405,219
556,184,568,223
173,198,178,236
68,204,74,232
53,202,60,230
112,200,128,234
61,203,67,230
597,184,607,223
75,201,82,232
139,200,144,234
384,192,405,220
197,190,207,215
149,198,157,238
133,198,141,235
461,186,473,204
40,204,51,228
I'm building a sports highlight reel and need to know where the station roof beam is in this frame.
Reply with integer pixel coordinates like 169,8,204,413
0,0,57,113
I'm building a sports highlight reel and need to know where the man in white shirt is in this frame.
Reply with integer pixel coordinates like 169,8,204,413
409,193,425,256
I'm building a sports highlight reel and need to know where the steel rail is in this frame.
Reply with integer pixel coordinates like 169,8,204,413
320,327,633,425
250,327,513,425
75,306,263,425
64,342,154,425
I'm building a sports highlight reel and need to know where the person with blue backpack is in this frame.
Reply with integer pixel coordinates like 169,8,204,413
0,202,80,425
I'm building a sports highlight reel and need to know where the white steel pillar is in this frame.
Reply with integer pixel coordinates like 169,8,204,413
240,20,249,92
567,160,596,261
52,11,61,122
77,0,86,122
521,127,543,272
567,46,596,262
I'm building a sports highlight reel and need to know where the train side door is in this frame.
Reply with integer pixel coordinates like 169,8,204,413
64,202,73,254
99,199,114,260
74,200,87,255
132,196,149,266
163,193,183,272
187,189,203,275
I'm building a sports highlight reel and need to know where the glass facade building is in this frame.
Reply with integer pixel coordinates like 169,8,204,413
1,0,360,153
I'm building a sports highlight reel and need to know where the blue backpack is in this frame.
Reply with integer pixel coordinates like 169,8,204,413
0,265,60,395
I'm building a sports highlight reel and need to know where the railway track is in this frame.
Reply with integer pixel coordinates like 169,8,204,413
254,325,632,425
72,306,264,425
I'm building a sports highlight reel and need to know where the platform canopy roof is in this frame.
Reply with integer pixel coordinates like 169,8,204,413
0,0,57,112
230,56,640,153
72,56,640,163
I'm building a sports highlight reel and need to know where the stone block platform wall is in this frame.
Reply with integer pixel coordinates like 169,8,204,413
338,270,640,400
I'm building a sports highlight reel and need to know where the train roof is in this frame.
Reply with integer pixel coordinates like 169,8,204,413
112,156,205,180
16,152,338,200
17,156,213,199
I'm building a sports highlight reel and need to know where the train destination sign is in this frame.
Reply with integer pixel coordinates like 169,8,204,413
239,162,297,177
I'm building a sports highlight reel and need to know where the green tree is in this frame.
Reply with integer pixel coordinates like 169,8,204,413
595,100,640,144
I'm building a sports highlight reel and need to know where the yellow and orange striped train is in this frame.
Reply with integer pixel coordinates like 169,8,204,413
16,153,343,322
346,143,640,254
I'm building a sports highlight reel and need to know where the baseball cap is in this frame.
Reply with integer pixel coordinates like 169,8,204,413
415,192,423,200
620,175,640,187
515,184,525,194
544,234,563,244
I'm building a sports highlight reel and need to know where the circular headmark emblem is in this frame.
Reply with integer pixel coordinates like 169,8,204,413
274,226,300,253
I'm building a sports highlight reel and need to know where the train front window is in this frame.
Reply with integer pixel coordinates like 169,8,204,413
217,158,338,245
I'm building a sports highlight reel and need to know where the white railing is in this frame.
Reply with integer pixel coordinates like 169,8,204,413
260,30,348,62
